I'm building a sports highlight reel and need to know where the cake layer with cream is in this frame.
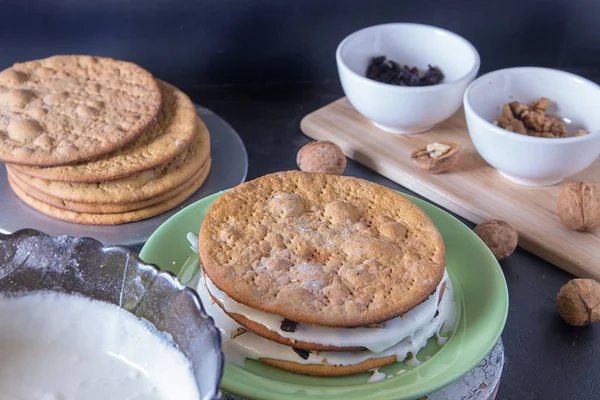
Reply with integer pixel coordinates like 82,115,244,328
197,271,457,368
205,270,449,353
198,172,447,328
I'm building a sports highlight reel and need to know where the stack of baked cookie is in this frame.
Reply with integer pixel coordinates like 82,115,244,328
0,55,210,225
196,171,457,376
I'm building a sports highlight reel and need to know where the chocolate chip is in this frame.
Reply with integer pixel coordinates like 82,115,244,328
280,318,298,332
292,347,310,360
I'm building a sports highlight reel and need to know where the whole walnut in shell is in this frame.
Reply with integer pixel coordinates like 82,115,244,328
473,219,518,260
557,181,600,232
297,141,346,175
556,279,600,326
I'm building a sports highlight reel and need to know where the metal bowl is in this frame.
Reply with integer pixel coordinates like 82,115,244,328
0,229,224,400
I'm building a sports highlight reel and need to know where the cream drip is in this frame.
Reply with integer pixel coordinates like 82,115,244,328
367,368,386,383
197,272,457,367
205,271,448,353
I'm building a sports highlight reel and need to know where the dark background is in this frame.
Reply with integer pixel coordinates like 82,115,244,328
1,0,600,85
2,1,600,399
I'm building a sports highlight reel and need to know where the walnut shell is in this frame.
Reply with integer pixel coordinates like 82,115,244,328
557,181,600,232
473,219,518,260
556,279,600,326
411,141,460,174
297,141,346,175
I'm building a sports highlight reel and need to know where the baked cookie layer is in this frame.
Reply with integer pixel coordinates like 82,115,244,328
8,158,211,225
8,161,204,214
0,55,162,166
8,121,210,203
199,171,445,327
260,355,397,377
10,81,199,182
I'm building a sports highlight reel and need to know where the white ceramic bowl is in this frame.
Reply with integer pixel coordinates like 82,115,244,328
336,23,480,134
464,67,600,187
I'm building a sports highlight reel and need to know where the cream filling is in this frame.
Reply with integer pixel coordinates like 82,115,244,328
0,291,199,400
205,271,448,353
197,275,457,367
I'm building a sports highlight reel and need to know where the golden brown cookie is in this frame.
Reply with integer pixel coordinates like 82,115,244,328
199,171,445,328
8,162,205,214
10,81,200,182
8,159,211,225
0,55,162,166
7,122,210,203
260,355,397,377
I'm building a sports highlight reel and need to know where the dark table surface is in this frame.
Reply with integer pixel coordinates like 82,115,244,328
162,80,597,400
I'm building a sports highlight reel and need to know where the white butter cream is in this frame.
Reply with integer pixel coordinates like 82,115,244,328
367,368,386,383
206,271,448,353
197,272,457,367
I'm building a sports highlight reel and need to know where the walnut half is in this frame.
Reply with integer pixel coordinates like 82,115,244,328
411,141,460,174
493,97,568,138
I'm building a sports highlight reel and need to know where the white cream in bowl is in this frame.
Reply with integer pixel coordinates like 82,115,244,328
0,291,199,400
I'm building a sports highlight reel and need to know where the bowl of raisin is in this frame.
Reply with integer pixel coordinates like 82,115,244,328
336,23,480,134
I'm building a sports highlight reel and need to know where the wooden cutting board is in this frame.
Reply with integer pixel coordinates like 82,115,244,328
301,97,600,280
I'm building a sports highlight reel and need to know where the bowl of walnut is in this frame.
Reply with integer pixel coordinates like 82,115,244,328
464,67,600,186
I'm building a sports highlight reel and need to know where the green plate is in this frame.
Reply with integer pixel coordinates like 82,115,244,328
140,191,508,400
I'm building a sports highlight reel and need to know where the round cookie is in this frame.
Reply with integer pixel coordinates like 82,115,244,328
8,162,206,214
7,122,210,204
8,159,211,225
10,81,200,182
0,55,162,166
209,279,446,352
199,171,445,328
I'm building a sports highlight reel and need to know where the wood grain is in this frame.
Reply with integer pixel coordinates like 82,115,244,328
300,97,600,279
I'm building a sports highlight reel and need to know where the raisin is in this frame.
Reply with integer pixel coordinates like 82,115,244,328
421,65,445,86
280,318,298,332
365,56,444,87
292,347,310,360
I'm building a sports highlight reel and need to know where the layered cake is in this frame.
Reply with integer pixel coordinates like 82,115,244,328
195,171,457,376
